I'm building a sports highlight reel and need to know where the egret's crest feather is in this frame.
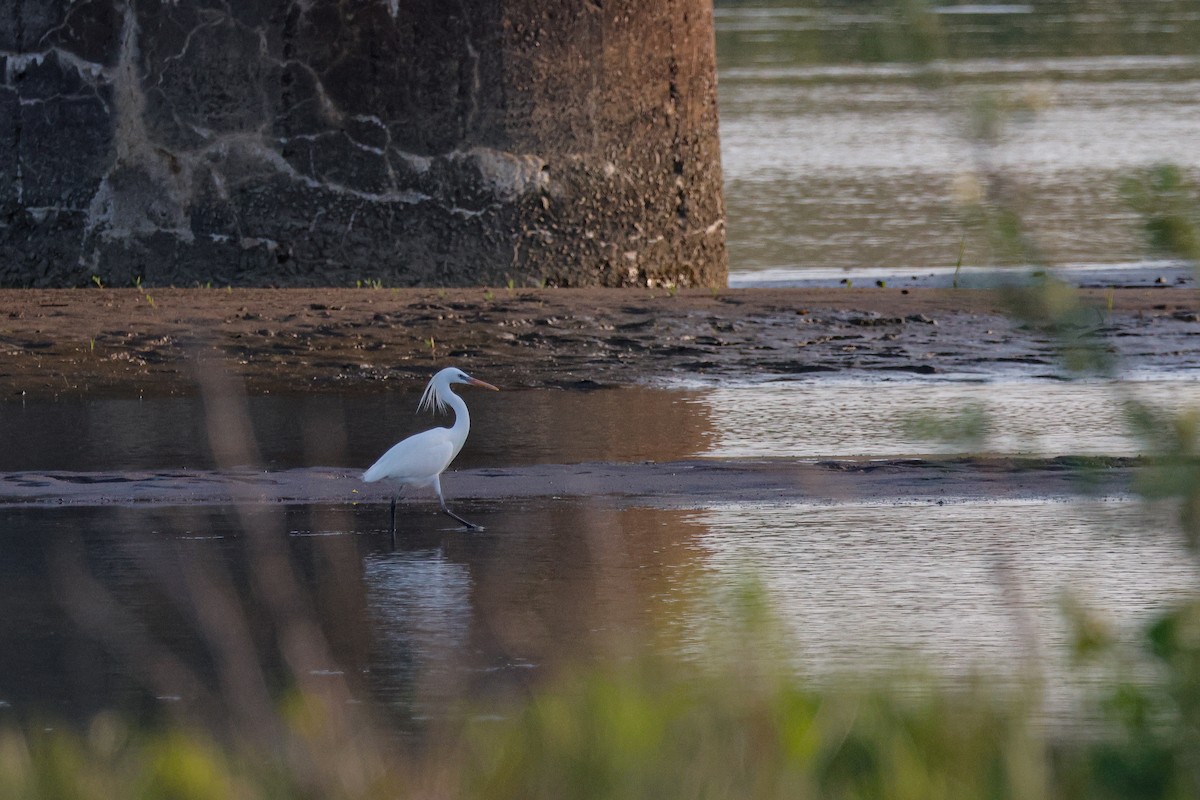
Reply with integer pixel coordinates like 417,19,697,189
417,374,449,415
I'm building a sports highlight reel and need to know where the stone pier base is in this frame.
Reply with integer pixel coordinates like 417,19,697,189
0,1,726,288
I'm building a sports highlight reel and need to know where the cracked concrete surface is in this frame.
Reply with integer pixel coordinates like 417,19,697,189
0,0,727,288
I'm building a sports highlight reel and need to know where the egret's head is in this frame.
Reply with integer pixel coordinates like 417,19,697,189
421,367,499,413
445,367,500,391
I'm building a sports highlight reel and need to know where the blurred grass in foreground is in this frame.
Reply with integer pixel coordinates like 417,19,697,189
5,589,1200,799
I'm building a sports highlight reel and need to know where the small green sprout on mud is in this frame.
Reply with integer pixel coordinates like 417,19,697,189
427,336,436,356
483,289,494,301
90,275,103,288
133,276,155,307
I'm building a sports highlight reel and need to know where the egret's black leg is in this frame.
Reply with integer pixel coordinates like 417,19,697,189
389,495,397,547
440,502,482,530
433,476,482,531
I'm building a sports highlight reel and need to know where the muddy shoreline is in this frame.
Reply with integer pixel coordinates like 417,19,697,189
2,286,1198,398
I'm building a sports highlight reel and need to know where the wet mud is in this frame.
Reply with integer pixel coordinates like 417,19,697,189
1,286,1198,398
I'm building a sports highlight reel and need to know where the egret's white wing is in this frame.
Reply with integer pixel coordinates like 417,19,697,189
362,428,457,484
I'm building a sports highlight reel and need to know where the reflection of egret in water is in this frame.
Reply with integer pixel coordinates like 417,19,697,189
0,387,717,473
363,549,473,717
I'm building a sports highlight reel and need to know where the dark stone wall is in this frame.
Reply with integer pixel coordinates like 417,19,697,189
0,1,726,288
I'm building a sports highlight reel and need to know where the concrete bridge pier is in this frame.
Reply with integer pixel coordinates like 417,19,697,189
0,0,726,287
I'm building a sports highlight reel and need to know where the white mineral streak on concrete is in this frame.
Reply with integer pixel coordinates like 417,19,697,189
4,3,551,269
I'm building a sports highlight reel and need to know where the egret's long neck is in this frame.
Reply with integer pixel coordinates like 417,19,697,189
445,386,470,446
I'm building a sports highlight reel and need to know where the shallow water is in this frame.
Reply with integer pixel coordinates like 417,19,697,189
2,495,1194,726
716,3,1200,280
2,378,1196,475
694,498,1200,717
728,260,1195,290
694,376,1200,458
0,387,707,473
695,499,1197,668
1,375,1199,725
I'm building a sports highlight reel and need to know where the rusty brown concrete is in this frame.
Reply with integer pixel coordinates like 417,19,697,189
0,0,726,288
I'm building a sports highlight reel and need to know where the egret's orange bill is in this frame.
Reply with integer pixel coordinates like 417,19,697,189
468,377,500,391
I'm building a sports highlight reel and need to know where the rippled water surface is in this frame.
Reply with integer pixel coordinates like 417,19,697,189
695,377,1200,458
3,375,1200,722
716,3,1200,279
695,499,1199,714
4,495,1196,725
3,378,1197,472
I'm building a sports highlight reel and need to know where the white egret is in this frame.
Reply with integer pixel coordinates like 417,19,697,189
363,367,499,535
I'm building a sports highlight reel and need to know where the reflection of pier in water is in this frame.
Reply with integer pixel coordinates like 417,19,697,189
0,500,714,727
0,387,716,472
